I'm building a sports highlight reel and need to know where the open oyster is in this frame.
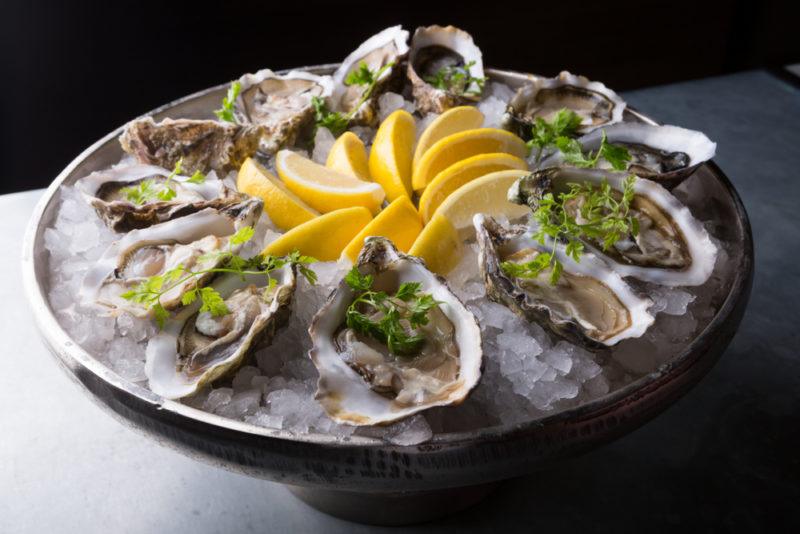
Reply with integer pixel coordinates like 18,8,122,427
331,26,409,125
504,71,625,140
76,162,244,232
309,237,482,426
120,117,263,175
475,214,654,349
540,123,716,189
145,264,296,399
234,69,334,154
510,169,718,286
79,199,262,318
407,25,485,114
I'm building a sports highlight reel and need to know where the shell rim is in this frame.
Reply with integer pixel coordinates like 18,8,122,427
21,64,753,449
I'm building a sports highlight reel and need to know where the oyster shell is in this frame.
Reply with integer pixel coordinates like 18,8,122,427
145,264,296,399
75,162,245,232
120,117,263,175
79,199,262,318
540,123,716,189
510,168,717,286
234,69,334,154
331,26,409,125
309,237,482,426
475,214,654,349
503,71,625,140
407,25,484,114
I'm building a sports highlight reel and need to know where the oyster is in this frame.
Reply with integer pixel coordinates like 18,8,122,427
76,162,244,232
145,264,295,399
79,199,262,318
475,214,654,349
540,123,716,189
407,25,484,114
120,117,263,175
309,237,482,426
510,168,717,286
504,71,625,140
234,69,334,153
331,26,409,125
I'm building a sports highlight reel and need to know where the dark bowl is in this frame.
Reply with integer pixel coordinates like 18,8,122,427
21,65,754,526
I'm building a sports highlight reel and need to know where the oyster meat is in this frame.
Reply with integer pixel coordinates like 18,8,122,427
540,123,716,189
407,25,484,114
234,69,334,154
331,26,409,125
510,169,717,286
309,237,482,426
79,199,262,317
145,264,296,399
475,214,654,349
120,117,263,175
76,162,244,232
504,71,625,140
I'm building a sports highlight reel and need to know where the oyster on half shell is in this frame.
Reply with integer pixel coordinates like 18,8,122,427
509,169,718,286
331,26,409,125
79,199,262,318
145,264,296,399
309,237,482,426
75,162,245,232
503,71,626,141
234,69,334,154
407,25,485,114
540,123,716,189
475,214,654,349
120,117,263,175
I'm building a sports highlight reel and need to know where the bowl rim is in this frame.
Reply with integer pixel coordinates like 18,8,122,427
21,65,754,449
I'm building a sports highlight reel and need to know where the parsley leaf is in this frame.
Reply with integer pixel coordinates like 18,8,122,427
423,60,486,97
507,175,639,284
343,267,441,356
214,81,241,123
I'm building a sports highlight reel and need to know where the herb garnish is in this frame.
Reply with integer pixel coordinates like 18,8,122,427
424,60,486,97
120,158,205,205
121,227,316,328
526,108,632,170
311,60,396,137
344,267,441,356
501,175,639,284
214,81,241,123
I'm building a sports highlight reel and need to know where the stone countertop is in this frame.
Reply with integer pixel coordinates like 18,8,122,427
1,70,798,533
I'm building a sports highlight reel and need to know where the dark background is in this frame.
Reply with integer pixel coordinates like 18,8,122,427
0,0,796,194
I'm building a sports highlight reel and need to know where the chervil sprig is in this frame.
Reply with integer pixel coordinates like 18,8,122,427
527,108,584,163
343,267,441,356
424,60,486,97
121,227,316,328
556,130,631,171
311,61,396,137
502,175,639,284
214,81,241,123
120,158,201,205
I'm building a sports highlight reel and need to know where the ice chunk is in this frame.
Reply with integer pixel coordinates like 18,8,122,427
383,415,433,446
312,127,336,164
232,365,261,392
203,388,233,414
478,97,507,129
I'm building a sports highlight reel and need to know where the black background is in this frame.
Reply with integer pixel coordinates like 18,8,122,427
0,0,795,194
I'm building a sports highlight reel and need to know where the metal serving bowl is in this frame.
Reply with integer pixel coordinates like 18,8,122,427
22,66,753,526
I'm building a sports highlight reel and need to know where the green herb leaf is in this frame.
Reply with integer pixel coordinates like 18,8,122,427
214,81,241,123
120,179,158,206
423,60,486,97
229,226,255,246
198,287,229,316
345,61,375,86
311,96,349,137
186,170,206,184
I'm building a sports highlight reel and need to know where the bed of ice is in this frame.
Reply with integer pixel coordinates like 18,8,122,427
42,82,733,447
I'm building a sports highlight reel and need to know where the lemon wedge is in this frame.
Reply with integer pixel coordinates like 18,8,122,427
436,169,532,232
276,150,385,214
326,131,370,181
341,196,423,263
262,207,372,261
236,158,319,231
413,106,484,171
368,110,416,201
411,128,527,192
418,152,528,223
408,212,463,276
